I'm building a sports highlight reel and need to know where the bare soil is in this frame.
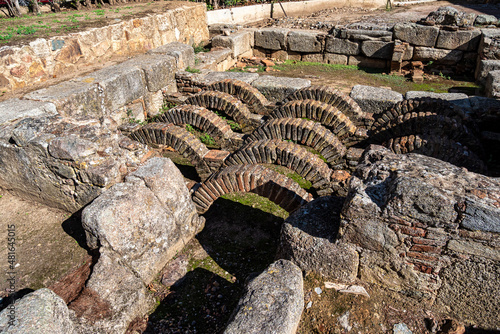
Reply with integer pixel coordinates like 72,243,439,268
261,1,500,30
0,188,88,304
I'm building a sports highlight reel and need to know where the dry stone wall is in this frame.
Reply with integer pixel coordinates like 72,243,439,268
0,41,197,212
0,2,208,93
339,146,500,328
252,24,482,75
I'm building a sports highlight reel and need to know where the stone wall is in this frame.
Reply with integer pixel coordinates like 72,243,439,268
0,2,208,93
340,146,500,328
250,24,483,78
0,41,196,212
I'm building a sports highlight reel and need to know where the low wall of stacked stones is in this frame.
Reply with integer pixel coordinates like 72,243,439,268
0,2,208,93
239,25,498,86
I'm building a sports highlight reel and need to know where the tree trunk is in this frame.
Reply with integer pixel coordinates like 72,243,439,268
29,0,42,15
6,0,22,17
50,0,61,12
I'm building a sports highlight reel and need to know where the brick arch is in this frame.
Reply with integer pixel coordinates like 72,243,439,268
371,98,468,131
247,118,347,167
282,85,373,127
383,134,486,172
192,164,313,214
154,105,235,148
225,139,332,189
128,122,212,179
184,91,262,132
207,79,273,115
269,99,358,141
369,113,482,154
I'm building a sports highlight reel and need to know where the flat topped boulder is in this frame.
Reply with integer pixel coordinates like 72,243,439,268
252,75,310,103
82,157,203,284
276,196,359,282
147,42,195,69
0,99,57,125
223,259,304,334
405,91,471,111
204,71,259,84
350,85,403,114
0,288,75,333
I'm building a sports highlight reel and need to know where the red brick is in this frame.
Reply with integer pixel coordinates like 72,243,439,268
411,263,433,274
406,252,438,262
388,216,411,226
399,226,426,237
410,244,442,254
412,237,446,247
203,149,230,162
411,221,428,228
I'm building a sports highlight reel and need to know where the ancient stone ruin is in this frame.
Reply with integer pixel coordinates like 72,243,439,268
0,2,498,334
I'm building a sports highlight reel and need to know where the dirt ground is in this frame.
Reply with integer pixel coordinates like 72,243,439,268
0,188,88,307
261,1,500,30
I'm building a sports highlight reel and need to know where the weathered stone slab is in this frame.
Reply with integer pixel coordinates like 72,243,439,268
0,99,57,124
73,249,155,334
0,116,143,212
82,157,203,284
348,55,387,69
147,41,195,69
212,30,254,57
301,53,324,62
475,14,498,26
49,135,97,161
485,70,500,98
204,71,259,84
0,288,75,333
251,75,310,103
287,30,325,53
393,23,439,47
478,28,500,61
422,6,477,27
254,28,289,50
128,54,177,92
194,48,234,71
24,79,103,118
81,61,147,113
325,36,360,55
413,47,463,64
223,259,303,334
405,91,471,111
436,29,481,51
361,41,394,59
476,59,500,83
339,28,393,41
324,53,348,65
351,85,403,114
276,197,359,282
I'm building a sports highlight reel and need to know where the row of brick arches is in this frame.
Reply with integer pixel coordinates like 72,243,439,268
247,118,347,168
122,78,489,218
192,164,314,214
225,139,333,190
369,99,485,170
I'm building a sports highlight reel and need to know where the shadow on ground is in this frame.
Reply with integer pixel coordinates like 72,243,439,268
145,197,285,333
